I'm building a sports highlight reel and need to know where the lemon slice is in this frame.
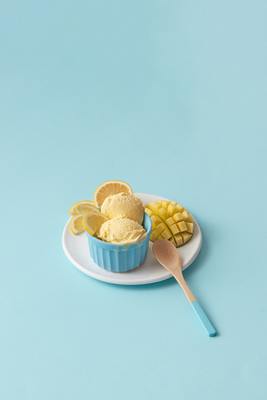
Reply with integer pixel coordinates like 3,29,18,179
94,180,132,207
83,213,107,236
69,200,98,216
69,215,85,235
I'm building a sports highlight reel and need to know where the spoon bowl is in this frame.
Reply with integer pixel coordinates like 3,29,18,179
153,239,182,273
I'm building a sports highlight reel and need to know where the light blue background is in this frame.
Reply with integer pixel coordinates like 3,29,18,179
1,1,267,399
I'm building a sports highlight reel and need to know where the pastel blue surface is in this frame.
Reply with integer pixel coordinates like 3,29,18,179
1,1,267,399
87,213,151,272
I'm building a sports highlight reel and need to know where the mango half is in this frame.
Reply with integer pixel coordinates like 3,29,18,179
145,200,194,247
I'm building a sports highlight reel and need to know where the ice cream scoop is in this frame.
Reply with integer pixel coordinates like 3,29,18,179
99,217,146,244
101,192,144,224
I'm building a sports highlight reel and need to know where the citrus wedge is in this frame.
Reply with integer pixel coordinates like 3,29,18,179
83,213,108,236
69,200,98,216
69,215,85,235
94,180,132,207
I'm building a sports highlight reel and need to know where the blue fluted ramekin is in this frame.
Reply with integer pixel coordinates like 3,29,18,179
87,213,152,272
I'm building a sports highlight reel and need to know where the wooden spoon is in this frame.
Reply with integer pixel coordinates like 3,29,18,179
152,239,217,337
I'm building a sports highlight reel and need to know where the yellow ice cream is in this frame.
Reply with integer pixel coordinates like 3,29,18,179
99,217,146,244
101,192,144,224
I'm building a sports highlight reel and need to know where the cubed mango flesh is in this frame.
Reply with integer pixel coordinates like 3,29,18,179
145,199,194,247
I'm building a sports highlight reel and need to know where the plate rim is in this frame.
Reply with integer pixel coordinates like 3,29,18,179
62,192,202,285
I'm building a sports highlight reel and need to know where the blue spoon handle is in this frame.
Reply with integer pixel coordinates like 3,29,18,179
191,300,217,337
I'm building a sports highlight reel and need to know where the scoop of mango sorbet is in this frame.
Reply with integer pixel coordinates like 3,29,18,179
101,192,144,225
99,217,146,244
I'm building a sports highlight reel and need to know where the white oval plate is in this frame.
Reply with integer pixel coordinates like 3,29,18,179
62,193,202,285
